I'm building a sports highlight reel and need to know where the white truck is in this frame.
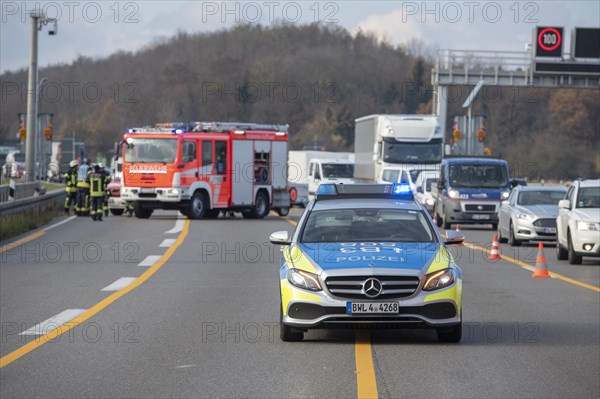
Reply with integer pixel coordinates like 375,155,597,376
353,114,443,191
288,150,355,206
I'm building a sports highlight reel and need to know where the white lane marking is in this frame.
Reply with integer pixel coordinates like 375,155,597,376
165,218,185,234
20,309,87,335
101,277,137,291
160,239,176,248
176,364,197,369
44,215,77,231
138,255,162,267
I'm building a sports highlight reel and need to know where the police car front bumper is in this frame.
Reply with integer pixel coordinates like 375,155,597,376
280,268,462,330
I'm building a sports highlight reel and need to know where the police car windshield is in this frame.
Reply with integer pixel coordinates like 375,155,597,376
300,208,435,243
125,138,178,163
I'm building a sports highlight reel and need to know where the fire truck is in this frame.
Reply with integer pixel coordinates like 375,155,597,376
120,122,291,219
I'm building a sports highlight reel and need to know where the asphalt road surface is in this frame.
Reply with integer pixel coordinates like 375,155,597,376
1,209,598,398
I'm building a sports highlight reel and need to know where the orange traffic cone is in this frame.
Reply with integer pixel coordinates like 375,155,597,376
456,224,460,231
532,242,550,278
488,234,501,260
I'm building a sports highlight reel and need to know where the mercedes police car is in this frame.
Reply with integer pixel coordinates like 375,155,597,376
270,183,464,342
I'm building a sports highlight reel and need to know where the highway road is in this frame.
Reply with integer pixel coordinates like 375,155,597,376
1,209,599,398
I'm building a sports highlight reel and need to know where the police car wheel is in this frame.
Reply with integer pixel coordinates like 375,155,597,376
436,321,462,343
280,303,303,342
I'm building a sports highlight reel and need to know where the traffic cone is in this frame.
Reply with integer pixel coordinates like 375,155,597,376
456,224,460,231
532,242,550,278
488,234,501,260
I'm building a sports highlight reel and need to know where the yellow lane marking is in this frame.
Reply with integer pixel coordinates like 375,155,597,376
0,219,190,369
0,231,46,253
280,216,379,398
355,331,379,399
466,241,600,293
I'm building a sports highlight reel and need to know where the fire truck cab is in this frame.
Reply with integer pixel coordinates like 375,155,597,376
120,122,290,219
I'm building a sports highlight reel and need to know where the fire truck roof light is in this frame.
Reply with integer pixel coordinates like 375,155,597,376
175,129,184,134
128,128,135,133
233,130,245,135
275,131,287,136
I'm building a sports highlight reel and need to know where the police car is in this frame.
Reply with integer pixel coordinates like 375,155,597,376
270,183,464,342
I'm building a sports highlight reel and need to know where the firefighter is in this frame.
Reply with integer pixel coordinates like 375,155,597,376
126,201,134,217
98,163,111,216
63,160,78,214
88,164,106,221
75,158,92,216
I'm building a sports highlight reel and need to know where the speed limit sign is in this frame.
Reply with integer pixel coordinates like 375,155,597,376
535,27,563,57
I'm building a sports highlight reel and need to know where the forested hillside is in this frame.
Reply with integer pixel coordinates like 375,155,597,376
1,23,598,179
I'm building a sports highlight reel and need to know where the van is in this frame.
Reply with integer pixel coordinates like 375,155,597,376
432,158,510,229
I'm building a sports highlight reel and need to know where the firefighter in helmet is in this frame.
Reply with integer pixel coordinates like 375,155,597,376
88,164,106,221
76,158,92,216
98,163,111,216
63,160,78,214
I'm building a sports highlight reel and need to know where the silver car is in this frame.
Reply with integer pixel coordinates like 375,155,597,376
498,185,567,246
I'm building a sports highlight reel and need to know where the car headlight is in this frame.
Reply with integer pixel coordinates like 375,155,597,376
516,213,534,221
577,221,599,231
423,268,455,291
287,269,322,291
168,188,179,195
448,189,460,199
502,191,510,199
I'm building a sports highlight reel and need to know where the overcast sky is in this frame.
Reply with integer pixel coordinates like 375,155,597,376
1,1,599,73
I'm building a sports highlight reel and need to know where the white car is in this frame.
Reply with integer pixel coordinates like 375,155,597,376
414,170,439,214
556,179,600,264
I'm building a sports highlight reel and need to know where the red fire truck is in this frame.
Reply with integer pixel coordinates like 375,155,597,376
120,122,291,219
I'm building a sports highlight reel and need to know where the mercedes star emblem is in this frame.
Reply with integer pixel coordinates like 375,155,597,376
363,278,383,298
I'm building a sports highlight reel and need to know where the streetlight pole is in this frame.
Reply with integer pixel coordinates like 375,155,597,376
24,12,40,182
24,11,56,182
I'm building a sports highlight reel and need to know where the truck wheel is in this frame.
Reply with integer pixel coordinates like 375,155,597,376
252,191,270,219
277,207,289,217
110,209,124,216
567,231,583,265
133,202,153,219
188,191,207,219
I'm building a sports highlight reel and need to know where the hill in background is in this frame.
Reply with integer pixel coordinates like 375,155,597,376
1,23,598,179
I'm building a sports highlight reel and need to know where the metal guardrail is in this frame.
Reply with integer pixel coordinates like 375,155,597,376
0,182,42,202
0,189,65,217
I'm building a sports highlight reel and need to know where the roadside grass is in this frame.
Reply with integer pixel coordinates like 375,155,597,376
0,204,64,242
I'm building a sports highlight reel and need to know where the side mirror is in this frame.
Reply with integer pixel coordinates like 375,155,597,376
270,230,291,245
444,230,464,246
558,199,570,209
501,200,510,206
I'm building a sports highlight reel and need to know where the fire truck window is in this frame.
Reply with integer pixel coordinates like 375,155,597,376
215,141,227,175
202,141,212,166
182,141,196,163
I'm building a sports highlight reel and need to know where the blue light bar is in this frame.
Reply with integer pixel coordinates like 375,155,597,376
315,184,338,196
314,184,414,201
128,128,135,133
174,129,184,134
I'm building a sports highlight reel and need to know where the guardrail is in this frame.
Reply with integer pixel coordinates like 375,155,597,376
0,181,42,202
0,189,65,218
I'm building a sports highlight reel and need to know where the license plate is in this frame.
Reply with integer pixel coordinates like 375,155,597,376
543,227,556,234
347,302,399,314
140,188,155,193
472,214,490,220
